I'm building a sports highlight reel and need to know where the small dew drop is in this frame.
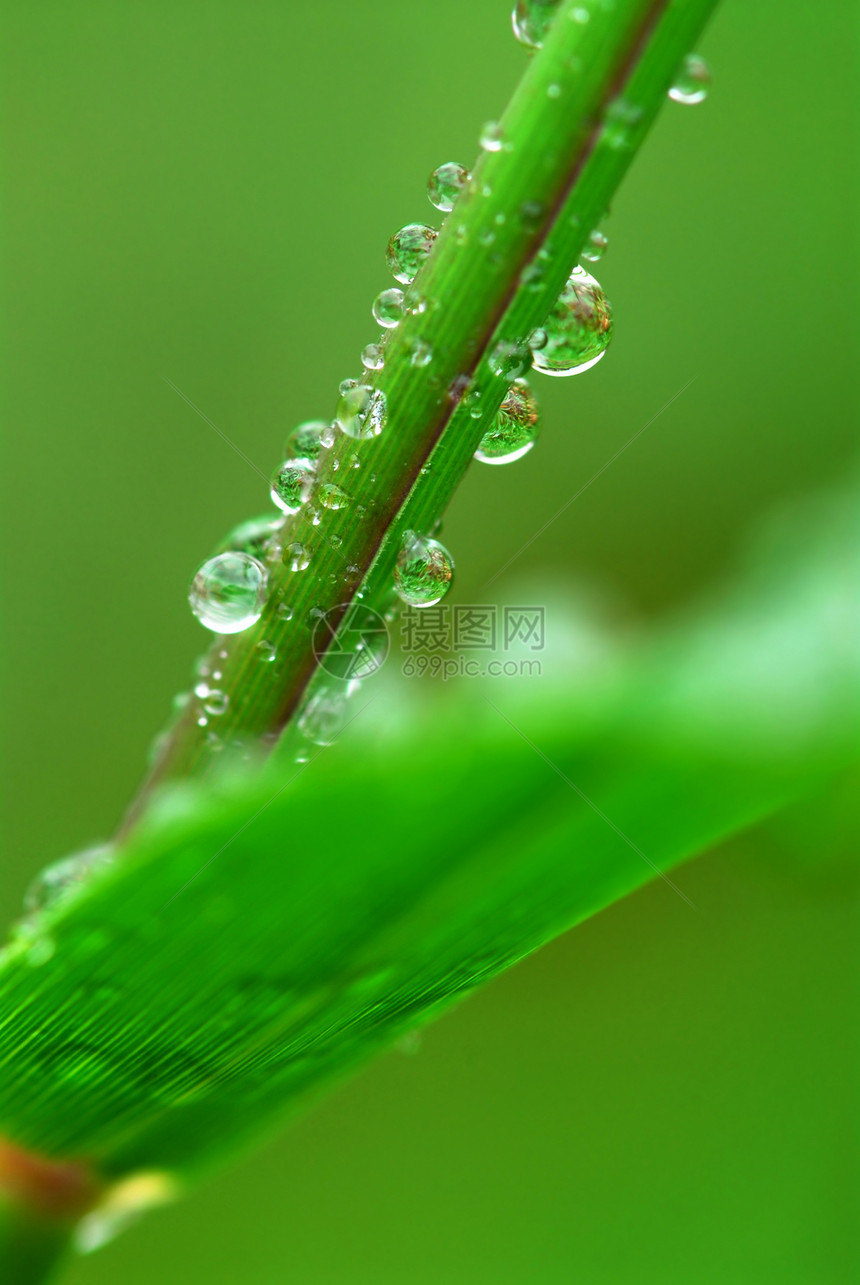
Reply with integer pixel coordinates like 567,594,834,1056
488,339,532,381
297,690,348,747
285,419,333,464
372,287,406,328
317,482,350,511
270,458,316,514
669,53,710,105
427,161,470,212
386,224,437,284
479,120,504,152
256,640,277,663
335,384,387,440
276,602,294,621
511,0,560,51
394,531,455,608
23,845,114,918
361,342,385,371
581,228,608,262
409,339,433,368
284,542,311,572
189,552,268,634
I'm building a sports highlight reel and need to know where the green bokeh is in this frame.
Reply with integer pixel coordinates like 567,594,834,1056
2,1,856,1281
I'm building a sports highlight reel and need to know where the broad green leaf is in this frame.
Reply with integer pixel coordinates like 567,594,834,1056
0,483,855,1195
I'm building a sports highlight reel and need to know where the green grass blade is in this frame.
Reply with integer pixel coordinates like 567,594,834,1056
1,481,855,1192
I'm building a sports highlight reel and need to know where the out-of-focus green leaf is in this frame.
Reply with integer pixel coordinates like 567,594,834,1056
0,484,856,1191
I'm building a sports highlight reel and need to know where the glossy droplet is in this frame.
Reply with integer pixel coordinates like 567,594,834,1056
372,287,406,329
270,458,315,514
474,379,539,465
339,377,358,395
669,53,710,105
189,552,268,633
216,514,282,561
284,542,311,572
488,339,532,381
297,689,348,747
394,531,454,607
317,482,350,511
386,224,437,284
602,98,643,150
335,384,387,440
194,683,229,716
480,121,505,152
286,419,334,463
23,845,114,918
409,339,433,368
361,342,385,371
511,0,560,51
581,228,608,262
531,265,613,377
428,162,470,212
256,639,277,662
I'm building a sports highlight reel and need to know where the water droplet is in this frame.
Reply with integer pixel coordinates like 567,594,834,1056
474,379,539,465
270,458,315,514
531,265,613,377
317,482,350,510
298,689,348,746
519,200,545,230
427,161,470,212
669,53,710,105
394,531,454,607
284,542,311,572
386,224,437,284
602,98,643,150
479,120,505,152
512,0,560,51
372,287,406,329
361,342,385,371
546,81,562,99
197,686,229,716
286,419,334,463
217,514,282,561
339,377,358,395
409,339,433,368
488,339,532,381
23,845,114,918
335,384,387,440
581,228,608,262
256,640,277,663
189,553,268,633
276,602,294,621
529,326,548,351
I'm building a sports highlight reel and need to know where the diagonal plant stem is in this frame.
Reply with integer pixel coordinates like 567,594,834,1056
125,0,718,828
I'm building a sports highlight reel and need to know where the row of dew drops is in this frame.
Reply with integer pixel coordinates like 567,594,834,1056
189,8,709,643
10,5,710,981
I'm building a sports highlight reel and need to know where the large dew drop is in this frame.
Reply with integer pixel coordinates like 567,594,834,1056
511,0,560,51
474,379,539,465
428,162,470,212
386,224,437,284
189,552,268,633
531,265,613,377
270,458,315,514
394,531,454,607
669,54,710,104
335,384,387,440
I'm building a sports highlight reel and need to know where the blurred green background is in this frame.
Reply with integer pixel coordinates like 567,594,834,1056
2,1,856,1281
